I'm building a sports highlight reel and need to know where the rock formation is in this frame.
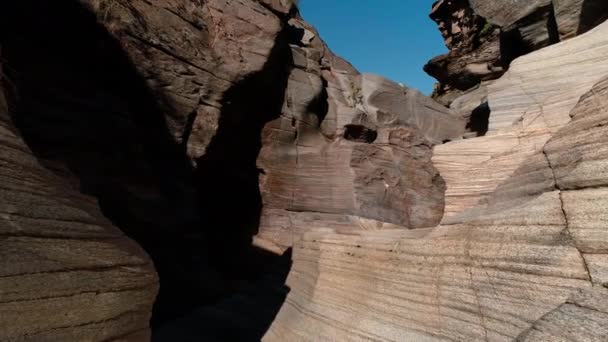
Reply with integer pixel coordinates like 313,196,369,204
1,0,608,341
267,21,608,341
0,62,158,340
426,0,608,106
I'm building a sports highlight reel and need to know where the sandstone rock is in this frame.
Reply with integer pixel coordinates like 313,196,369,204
469,0,552,28
258,0,294,14
426,0,502,103
0,86,158,340
264,17,608,342
257,69,464,249
427,0,608,104
517,288,608,341
0,0,291,338
79,0,290,163
3,0,608,341
434,20,608,220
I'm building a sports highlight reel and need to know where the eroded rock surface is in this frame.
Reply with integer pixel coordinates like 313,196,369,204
257,69,464,250
0,0,460,339
434,20,608,220
0,79,158,339
265,32,608,341
427,0,608,107
2,0,608,341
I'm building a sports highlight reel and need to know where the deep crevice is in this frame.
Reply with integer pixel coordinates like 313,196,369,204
578,0,608,35
0,1,293,340
466,101,490,137
343,124,378,144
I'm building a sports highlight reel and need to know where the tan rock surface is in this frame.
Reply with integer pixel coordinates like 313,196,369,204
257,70,464,249
434,20,608,220
264,20,608,342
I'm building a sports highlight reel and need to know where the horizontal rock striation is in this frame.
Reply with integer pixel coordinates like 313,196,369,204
434,20,608,220
264,18,608,342
256,27,464,250
1,0,461,339
2,0,608,341
0,77,158,339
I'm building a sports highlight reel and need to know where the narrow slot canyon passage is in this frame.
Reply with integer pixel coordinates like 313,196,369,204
0,1,292,340
2,0,608,341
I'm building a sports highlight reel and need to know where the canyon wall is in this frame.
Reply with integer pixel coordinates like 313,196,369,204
267,19,608,341
0,0,608,341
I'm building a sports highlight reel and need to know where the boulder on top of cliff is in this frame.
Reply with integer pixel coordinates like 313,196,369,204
426,0,502,105
426,0,608,105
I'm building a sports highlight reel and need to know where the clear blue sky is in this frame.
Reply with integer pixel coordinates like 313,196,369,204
299,0,446,95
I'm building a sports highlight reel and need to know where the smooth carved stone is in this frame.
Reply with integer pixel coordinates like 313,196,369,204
265,224,590,341
584,254,608,286
265,21,608,342
561,189,608,254
0,110,157,340
544,77,608,191
542,77,608,255
488,21,608,134
434,20,608,220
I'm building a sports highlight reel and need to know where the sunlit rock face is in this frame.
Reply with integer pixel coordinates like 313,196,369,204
266,22,608,341
425,0,503,105
434,20,608,221
257,70,465,250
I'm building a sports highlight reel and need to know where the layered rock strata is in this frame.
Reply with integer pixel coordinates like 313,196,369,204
434,20,608,220
265,25,608,341
0,74,158,340
1,0,608,341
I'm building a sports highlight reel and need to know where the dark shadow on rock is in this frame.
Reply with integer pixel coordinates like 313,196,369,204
193,21,293,283
343,124,378,143
500,5,559,69
306,76,330,127
0,0,292,339
153,248,292,342
466,102,490,137
578,0,608,35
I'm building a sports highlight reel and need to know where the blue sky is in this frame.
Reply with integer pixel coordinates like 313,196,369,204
299,0,446,95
